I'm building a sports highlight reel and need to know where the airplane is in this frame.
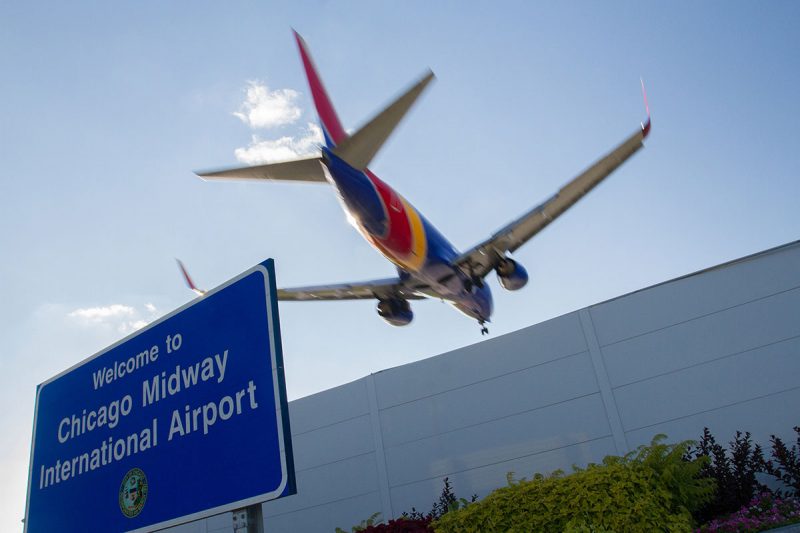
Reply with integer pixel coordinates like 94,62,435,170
183,31,651,335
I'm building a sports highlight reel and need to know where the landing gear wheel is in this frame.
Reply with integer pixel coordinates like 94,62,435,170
479,320,489,335
464,277,484,294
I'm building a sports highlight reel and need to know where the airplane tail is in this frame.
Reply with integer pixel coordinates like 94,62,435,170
294,31,348,148
294,31,435,171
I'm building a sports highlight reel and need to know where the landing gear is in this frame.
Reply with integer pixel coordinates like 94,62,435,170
464,276,484,293
463,262,485,294
479,320,489,335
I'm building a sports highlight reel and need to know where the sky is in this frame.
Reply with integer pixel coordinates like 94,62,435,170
1,1,798,530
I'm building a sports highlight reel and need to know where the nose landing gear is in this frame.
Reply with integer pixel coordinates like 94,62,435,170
479,320,489,335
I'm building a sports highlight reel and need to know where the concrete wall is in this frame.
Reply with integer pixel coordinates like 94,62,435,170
169,240,800,533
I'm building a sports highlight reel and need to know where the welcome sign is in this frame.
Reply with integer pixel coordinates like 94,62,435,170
24,260,295,532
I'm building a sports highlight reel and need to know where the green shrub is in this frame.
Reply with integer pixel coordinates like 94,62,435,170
433,436,714,533
631,434,715,516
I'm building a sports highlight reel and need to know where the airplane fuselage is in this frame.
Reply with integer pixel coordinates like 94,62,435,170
322,147,494,322
192,32,649,333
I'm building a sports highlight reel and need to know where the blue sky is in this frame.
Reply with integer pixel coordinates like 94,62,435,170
2,2,798,530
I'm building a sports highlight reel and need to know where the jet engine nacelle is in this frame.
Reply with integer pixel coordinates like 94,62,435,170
496,258,529,291
377,298,413,326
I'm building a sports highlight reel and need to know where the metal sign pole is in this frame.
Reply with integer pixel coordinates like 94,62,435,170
232,504,265,533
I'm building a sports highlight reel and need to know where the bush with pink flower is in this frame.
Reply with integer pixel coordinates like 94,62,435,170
696,492,800,532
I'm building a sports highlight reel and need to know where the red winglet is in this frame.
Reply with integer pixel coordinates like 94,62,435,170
640,78,651,139
176,259,206,296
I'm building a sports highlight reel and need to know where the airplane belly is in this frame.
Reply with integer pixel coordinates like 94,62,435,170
414,262,494,322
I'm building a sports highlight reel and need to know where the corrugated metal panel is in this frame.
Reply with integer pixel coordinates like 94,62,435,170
168,241,800,532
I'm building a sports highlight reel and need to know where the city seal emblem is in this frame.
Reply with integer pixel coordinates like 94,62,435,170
119,467,148,518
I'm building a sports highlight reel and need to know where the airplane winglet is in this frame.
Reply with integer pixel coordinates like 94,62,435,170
640,78,651,139
176,259,206,296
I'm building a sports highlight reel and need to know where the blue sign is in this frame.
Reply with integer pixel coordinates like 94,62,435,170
24,260,295,532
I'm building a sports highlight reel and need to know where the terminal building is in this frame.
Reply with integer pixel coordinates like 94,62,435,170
168,240,800,532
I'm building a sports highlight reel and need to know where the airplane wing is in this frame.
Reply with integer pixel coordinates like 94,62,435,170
277,278,427,301
455,118,651,280
195,156,328,183
178,259,426,302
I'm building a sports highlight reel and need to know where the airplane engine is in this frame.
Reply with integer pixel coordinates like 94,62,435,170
377,298,413,326
496,258,529,291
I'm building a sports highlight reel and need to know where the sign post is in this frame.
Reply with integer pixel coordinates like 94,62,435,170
232,505,265,533
24,259,295,532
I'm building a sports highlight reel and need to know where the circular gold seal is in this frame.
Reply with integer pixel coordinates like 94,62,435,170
119,467,148,518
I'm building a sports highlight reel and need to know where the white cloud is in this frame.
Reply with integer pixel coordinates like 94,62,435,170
234,122,323,164
68,304,135,321
68,303,161,334
233,81,302,129
128,319,149,331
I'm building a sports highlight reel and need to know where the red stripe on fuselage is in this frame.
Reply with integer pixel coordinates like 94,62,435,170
365,170,413,256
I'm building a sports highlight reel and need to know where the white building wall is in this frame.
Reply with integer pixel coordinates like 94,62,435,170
167,240,800,533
